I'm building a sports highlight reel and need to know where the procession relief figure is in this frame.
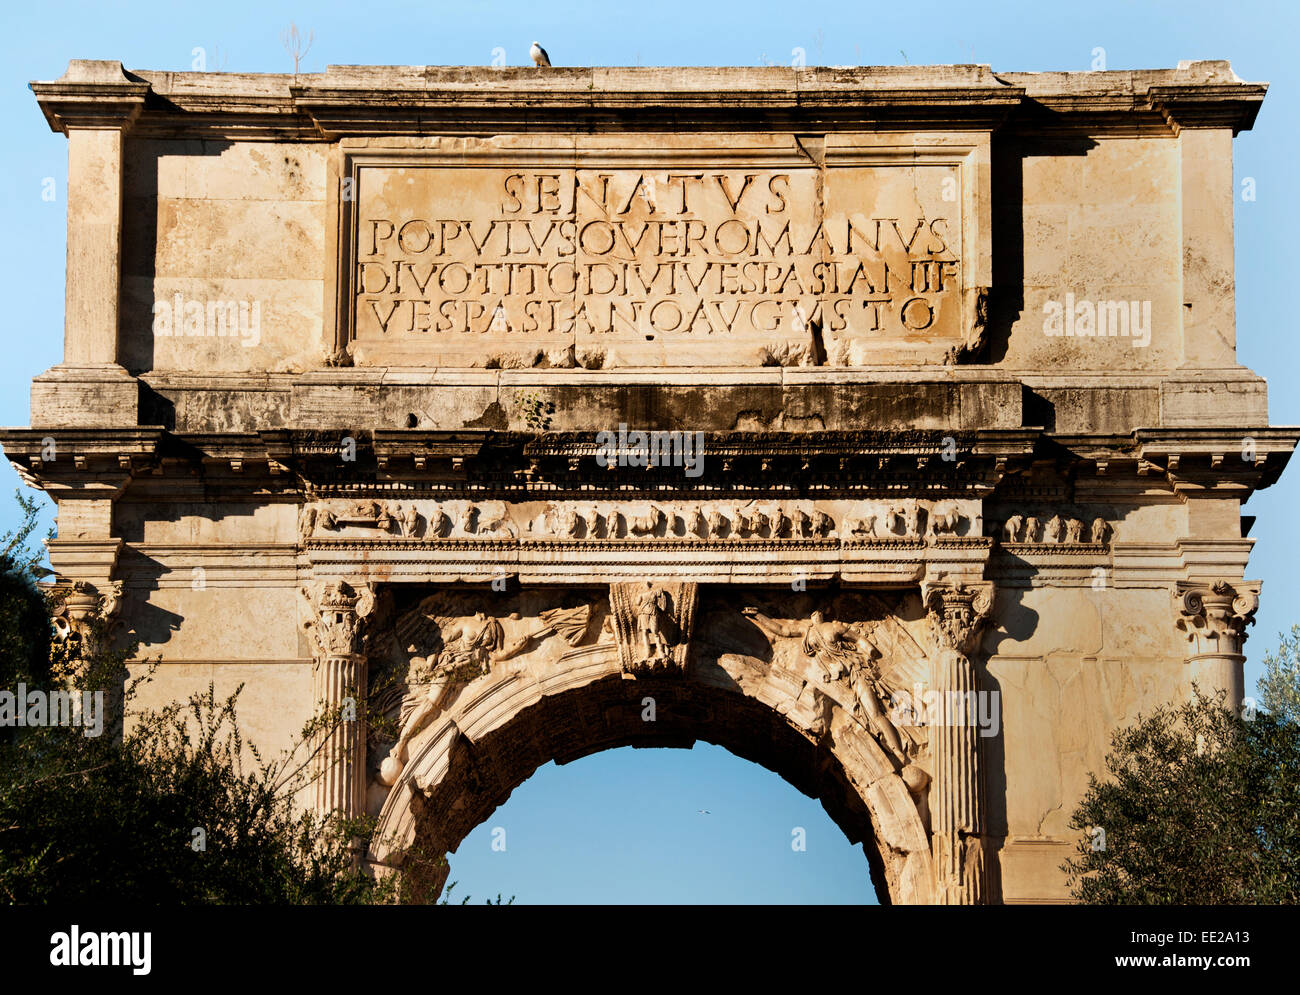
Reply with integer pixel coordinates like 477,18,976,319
688,508,707,537
707,509,728,537
299,506,317,543
850,514,877,538
626,506,664,537
430,508,450,537
743,508,770,537
929,506,965,536
400,505,420,538
477,504,516,538
886,507,908,536
545,505,580,538
742,607,908,764
771,506,790,538
1045,514,1065,542
911,506,926,537
793,509,812,538
1002,513,1107,544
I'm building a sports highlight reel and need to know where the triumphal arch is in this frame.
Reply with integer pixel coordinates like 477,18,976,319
3,59,1294,903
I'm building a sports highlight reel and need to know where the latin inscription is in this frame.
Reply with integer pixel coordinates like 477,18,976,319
352,163,963,366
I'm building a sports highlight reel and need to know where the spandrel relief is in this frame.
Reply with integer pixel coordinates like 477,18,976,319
695,590,934,781
370,589,608,788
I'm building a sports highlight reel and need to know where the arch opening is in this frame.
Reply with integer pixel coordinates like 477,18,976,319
401,671,888,900
367,599,936,905
445,741,880,903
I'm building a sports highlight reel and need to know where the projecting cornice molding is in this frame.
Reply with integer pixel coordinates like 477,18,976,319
28,61,1266,139
29,60,149,132
3,427,1295,509
1132,427,1300,495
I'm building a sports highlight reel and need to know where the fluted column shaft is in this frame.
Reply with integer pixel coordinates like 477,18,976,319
312,653,367,816
303,581,375,819
924,581,994,905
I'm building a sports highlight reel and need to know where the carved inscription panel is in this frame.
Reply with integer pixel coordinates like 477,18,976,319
346,140,979,368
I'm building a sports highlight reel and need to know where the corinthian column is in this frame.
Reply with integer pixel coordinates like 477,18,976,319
1174,580,1260,710
922,580,994,905
303,581,376,817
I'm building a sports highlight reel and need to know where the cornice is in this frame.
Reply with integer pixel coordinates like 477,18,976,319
28,60,1266,139
30,60,148,132
5,426,1292,507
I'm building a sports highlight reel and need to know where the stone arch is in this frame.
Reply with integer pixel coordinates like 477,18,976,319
369,640,934,904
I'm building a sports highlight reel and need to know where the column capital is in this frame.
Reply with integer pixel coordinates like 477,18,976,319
51,576,123,626
302,579,376,660
922,579,994,657
49,579,125,680
1174,579,1259,658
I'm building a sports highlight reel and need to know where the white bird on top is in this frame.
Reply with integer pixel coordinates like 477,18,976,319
530,41,552,67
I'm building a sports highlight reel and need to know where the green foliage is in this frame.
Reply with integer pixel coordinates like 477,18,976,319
0,491,52,689
0,490,49,582
1260,624,1300,724
439,881,512,906
516,392,555,431
1063,690,1300,904
0,493,461,905
1,686,390,903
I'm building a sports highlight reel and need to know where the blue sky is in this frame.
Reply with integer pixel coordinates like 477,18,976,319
1,0,1297,902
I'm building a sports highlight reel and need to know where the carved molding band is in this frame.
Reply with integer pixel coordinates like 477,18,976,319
999,513,1111,546
300,498,984,545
